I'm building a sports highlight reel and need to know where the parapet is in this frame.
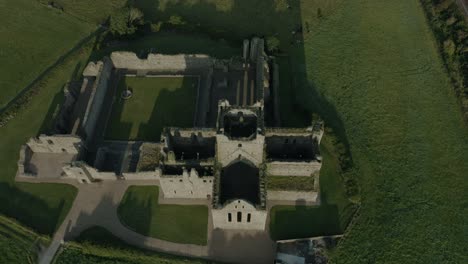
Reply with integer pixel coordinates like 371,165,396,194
26,135,82,154
110,52,214,72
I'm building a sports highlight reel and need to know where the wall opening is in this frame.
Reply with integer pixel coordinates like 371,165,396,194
228,213,232,222
237,212,242,222
247,213,251,223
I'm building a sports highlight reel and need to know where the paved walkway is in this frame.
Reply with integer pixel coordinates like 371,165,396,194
18,177,276,264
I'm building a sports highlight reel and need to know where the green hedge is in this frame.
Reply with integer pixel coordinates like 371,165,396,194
420,0,468,121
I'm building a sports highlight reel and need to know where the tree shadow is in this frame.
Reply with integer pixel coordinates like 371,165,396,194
0,183,68,235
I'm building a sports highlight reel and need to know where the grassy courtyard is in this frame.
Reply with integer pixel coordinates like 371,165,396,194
118,186,208,245
105,76,198,141
55,226,220,264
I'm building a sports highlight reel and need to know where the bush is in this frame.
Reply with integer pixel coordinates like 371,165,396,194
266,36,280,53
109,7,144,37
420,0,468,122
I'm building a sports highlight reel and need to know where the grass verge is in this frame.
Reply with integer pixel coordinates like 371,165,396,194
0,214,50,264
54,226,220,264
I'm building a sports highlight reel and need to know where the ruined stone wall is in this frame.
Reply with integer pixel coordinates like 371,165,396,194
157,168,213,199
266,161,321,177
111,52,214,73
82,57,113,140
212,199,267,230
267,190,319,204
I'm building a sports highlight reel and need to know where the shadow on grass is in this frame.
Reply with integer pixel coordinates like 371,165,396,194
0,183,67,235
116,186,208,245
105,76,198,142
270,203,342,241
116,190,153,237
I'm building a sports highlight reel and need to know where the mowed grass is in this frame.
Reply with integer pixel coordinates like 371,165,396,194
105,76,198,141
0,214,49,264
0,0,93,108
118,186,208,245
55,226,220,264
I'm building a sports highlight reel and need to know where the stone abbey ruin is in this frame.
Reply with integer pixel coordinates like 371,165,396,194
17,38,324,231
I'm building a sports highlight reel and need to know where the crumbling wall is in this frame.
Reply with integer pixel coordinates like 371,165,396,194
157,168,213,199
265,135,318,161
111,52,214,73
19,135,83,178
266,161,321,177
82,57,113,140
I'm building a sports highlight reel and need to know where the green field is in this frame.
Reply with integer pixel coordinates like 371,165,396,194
118,186,208,245
0,214,49,264
0,0,466,262
0,0,93,108
105,76,198,141
55,226,220,264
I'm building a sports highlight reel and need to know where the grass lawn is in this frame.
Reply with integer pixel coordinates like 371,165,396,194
270,135,356,240
267,175,316,191
55,226,220,264
118,186,208,245
105,76,198,141
0,214,50,264
0,0,93,108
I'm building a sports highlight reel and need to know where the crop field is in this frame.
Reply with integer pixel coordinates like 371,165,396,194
0,0,93,108
118,186,208,245
105,76,198,141
55,226,220,264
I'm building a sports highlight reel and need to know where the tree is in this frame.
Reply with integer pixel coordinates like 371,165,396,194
266,36,281,53
109,7,144,37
